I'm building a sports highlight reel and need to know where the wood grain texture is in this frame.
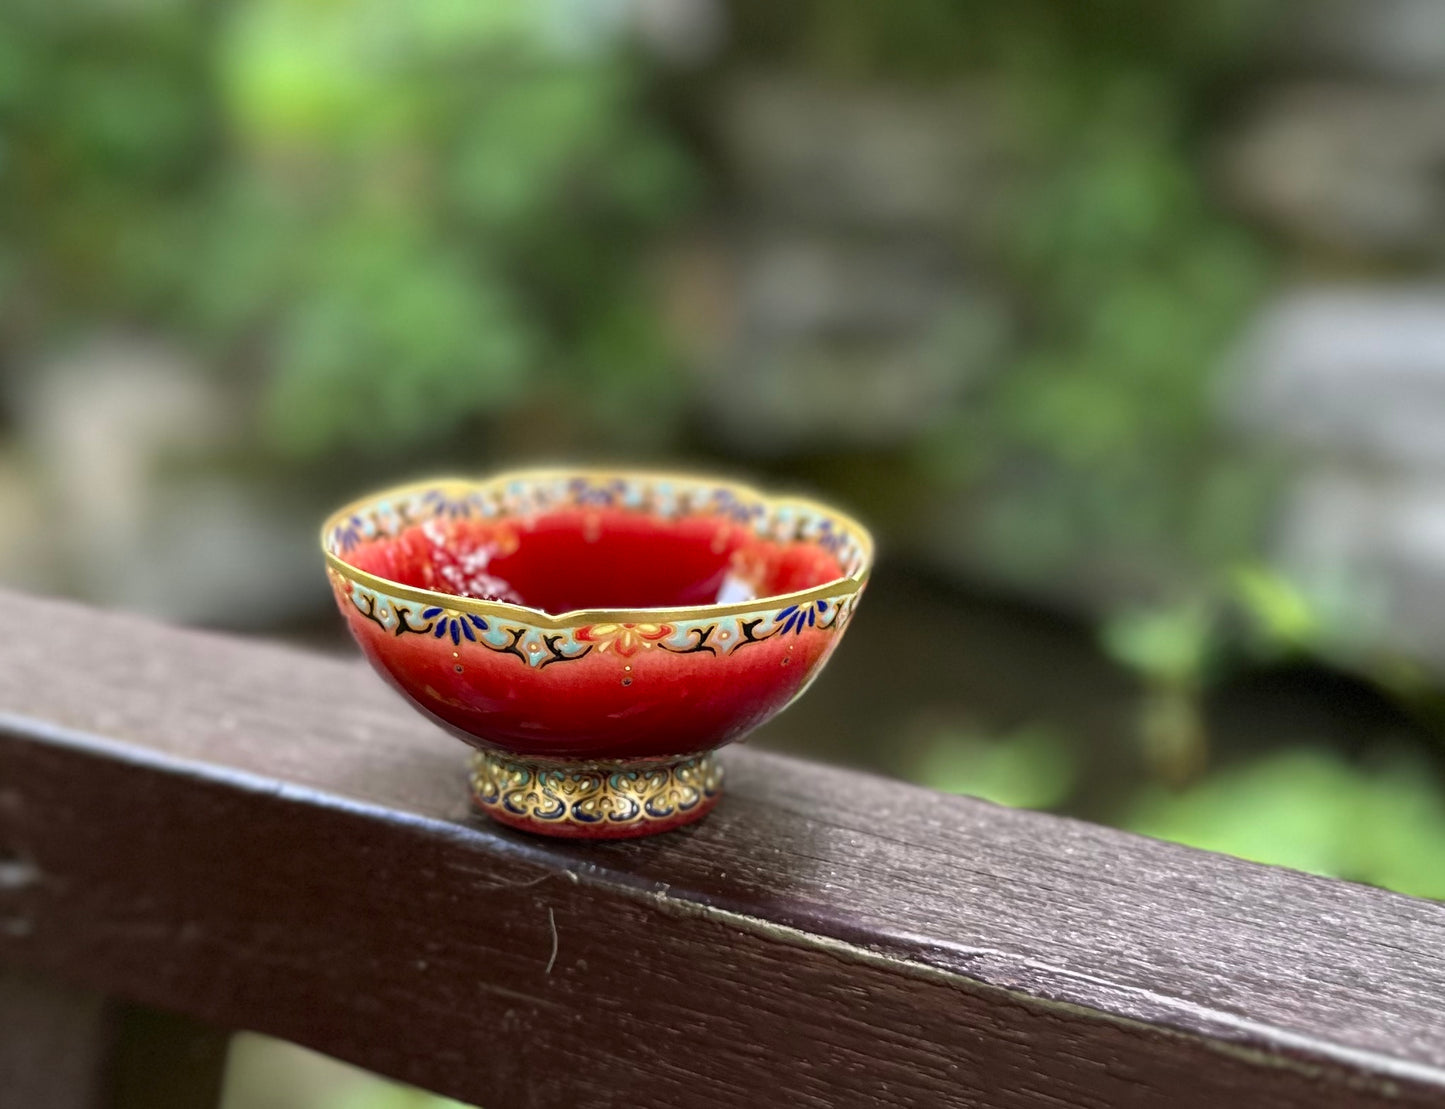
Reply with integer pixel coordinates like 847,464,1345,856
1,589,1444,1108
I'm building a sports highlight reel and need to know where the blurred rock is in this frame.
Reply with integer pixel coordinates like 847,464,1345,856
698,75,1013,453
632,0,726,66
10,341,318,629
692,231,1010,453
1275,0,1445,79
1228,287,1445,467
1229,287,1445,669
1218,83,1445,259
1273,471,1445,667
721,74,1005,232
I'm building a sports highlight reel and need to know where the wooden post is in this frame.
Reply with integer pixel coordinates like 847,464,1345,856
0,970,117,1109
0,969,229,1109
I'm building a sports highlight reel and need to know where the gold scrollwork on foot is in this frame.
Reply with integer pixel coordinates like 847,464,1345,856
469,750,723,831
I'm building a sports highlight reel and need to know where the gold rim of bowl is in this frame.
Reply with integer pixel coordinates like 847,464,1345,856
321,467,875,630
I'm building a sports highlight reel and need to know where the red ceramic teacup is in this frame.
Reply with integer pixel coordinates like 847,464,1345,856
322,469,872,838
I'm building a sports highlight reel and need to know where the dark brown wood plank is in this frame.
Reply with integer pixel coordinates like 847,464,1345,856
1,589,1444,1108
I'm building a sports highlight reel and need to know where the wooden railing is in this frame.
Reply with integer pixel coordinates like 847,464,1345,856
2,589,1444,1108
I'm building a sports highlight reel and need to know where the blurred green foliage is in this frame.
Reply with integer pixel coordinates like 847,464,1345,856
731,0,1274,82
912,724,1077,811
923,59,1275,601
335,1088,469,1109
0,0,694,455
736,0,1280,597
1129,749,1445,900
918,722,1445,902
218,1032,476,1109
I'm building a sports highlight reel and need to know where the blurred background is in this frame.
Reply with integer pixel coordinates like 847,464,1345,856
5,0,1445,1103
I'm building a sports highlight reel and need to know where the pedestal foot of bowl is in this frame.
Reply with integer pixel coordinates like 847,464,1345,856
468,749,724,839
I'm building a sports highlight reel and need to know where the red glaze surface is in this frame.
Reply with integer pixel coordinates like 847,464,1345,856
346,509,846,611
338,602,842,760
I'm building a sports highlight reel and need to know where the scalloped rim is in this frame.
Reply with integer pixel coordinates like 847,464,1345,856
321,467,874,630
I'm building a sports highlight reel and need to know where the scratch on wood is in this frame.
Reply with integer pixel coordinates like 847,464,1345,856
545,906,558,976
478,870,554,892
482,980,566,1011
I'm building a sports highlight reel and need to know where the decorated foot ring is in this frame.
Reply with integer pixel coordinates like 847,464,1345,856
469,750,724,839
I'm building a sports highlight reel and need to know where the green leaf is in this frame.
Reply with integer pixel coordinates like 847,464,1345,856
1101,603,1214,684
1128,749,1445,899
913,725,1078,811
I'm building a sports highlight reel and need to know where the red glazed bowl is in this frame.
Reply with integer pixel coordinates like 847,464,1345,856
322,469,872,838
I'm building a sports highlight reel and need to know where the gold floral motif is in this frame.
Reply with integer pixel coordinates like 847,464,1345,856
574,622,673,656
469,750,723,830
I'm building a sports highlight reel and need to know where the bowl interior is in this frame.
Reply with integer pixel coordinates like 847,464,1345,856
327,473,870,618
